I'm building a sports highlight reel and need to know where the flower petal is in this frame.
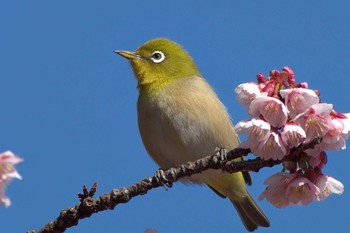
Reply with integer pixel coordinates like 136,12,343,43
249,96,288,127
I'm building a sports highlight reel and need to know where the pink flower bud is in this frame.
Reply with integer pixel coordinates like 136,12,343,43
261,82,275,95
257,73,267,83
269,70,280,80
282,66,295,86
296,82,309,88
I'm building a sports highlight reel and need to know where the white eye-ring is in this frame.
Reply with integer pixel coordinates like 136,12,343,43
150,50,165,63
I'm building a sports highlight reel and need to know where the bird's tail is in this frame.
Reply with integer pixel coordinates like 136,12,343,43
206,170,269,231
230,192,270,232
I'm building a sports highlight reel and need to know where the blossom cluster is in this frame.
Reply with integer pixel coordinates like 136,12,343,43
0,151,23,208
234,67,346,208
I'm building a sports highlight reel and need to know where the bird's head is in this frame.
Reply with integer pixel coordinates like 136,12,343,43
116,38,200,95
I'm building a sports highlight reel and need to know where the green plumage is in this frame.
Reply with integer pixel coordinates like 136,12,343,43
116,38,270,231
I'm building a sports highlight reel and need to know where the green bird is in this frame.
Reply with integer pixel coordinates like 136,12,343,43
115,38,270,231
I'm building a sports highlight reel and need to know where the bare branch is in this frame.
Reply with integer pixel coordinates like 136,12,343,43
27,138,321,233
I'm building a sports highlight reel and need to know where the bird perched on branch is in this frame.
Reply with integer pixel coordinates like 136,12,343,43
115,38,270,231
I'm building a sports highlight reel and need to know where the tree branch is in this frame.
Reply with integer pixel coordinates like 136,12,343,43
27,138,321,233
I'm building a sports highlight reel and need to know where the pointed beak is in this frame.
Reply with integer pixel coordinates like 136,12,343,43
114,50,141,60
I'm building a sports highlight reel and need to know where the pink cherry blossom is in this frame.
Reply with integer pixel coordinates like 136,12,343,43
260,172,339,208
234,83,262,109
235,117,271,142
236,119,288,160
252,131,288,160
0,151,22,181
315,174,344,200
279,88,319,117
249,96,288,128
235,67,348,207
327,115,344,136
338,113,350,137
281,123,306,148
0,151,23,208
285,176,320,205
294,103,333,142
322,133,346,151
322,112,350,151
259,173,296,208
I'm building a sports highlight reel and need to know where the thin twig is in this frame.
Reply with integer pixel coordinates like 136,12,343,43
27,138,321,233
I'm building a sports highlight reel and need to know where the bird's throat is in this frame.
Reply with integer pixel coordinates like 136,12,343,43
137,73,174,97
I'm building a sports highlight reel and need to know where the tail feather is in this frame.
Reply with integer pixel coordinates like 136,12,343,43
230,194,270,232
206,172,269,231
232,201,259,232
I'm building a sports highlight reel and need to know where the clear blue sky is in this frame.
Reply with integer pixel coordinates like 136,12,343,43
1,1,349,232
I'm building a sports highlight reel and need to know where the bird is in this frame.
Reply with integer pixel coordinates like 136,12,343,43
115,38,270,231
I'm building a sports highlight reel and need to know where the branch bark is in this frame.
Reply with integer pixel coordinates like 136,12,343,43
27,138,321,233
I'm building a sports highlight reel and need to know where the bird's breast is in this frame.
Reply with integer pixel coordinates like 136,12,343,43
137,76,240,180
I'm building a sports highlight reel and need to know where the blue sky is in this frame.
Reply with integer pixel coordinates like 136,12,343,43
2,1,350,232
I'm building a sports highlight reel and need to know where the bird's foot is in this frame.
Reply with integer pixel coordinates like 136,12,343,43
154,169,173,190
215,147,228,161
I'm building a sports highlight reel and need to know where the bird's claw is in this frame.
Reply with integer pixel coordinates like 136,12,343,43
155,169,173,190
216,147,228,161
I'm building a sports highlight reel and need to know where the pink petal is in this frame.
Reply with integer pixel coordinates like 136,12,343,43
253,132,288,160
286,177,320,205
235,118,271,142
235,83,261,109
0,151,23,208
0,151,23,165
294,103,333,142
259,173,296,208
316,175,344,200
0,196,11,208
249,96,288,128
281,123,306,148
322,134,346,151
280,88,319,117
312,103,333,115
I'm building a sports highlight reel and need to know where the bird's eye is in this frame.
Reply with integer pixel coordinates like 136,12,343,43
150,51,165,63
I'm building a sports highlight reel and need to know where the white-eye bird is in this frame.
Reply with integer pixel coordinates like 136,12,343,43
115,38,270,231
